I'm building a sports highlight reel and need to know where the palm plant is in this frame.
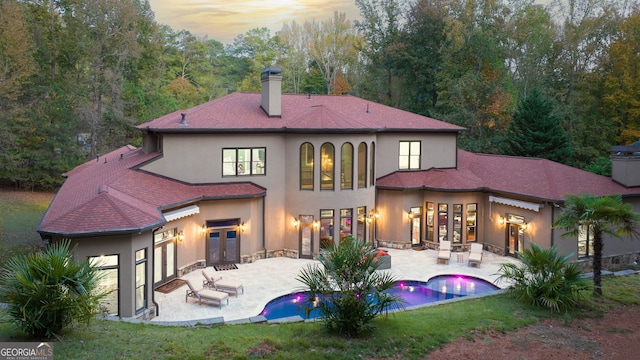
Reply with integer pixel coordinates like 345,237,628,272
296,236,402,336
497,242,590,312
553,194,640,296
0,240,106,338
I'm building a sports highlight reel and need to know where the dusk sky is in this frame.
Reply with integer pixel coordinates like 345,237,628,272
147,0,361,44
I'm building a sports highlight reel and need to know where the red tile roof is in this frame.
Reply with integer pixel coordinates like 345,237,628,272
136,92,465,132
376,150,640,201
38,145,266,236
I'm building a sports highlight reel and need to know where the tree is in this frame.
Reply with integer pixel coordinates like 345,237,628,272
296,236,402,336
0,240,106,338
305,12,361,95
601,10,640,145
435,0,515,153
354,0,405,104
505,88,573,163
553,194,640,296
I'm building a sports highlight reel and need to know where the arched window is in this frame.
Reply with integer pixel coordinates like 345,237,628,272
370,141,376,186
300,143,314,190
341,143,353,190
358,142,367,188
320,143,335,190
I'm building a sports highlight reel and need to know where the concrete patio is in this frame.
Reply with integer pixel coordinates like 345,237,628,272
149,247,522,324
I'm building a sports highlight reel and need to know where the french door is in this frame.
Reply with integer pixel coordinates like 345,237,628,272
154,239,176,287
207,228,240,265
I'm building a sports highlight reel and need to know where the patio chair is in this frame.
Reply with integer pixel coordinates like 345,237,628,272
468,243,483,267
437,240,452,264
202,270,244,297
185,279,229,307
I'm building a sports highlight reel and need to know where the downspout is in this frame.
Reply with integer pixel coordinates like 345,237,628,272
262,196,267,259
550,203,555,248
151,226,163,317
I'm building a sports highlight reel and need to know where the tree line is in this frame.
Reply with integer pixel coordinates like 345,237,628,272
1,0,638,190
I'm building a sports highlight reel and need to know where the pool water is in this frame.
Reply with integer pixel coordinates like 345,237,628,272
259,274,499,320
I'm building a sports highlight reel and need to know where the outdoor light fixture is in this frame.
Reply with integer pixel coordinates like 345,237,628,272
313,220,320,229
498,216,505,226
177,230,185,241
521,222,528,231
292,217,300,227
407,212,414,220
239,222,246,232
200,224,206,234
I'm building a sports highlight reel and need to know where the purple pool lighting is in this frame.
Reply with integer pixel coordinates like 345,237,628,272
259,274,499,321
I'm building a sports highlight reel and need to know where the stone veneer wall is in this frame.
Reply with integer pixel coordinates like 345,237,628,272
576,251,640,272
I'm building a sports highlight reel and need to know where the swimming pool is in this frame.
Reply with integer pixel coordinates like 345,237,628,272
259,274,500,320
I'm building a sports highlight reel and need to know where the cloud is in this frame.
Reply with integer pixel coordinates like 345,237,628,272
148,0,359,43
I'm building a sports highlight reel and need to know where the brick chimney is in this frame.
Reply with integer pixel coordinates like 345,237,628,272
260,66,282,117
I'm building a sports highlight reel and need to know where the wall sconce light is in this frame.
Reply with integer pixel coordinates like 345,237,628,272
200,224,206,234
239,222,246,232
407,212,414,220
292,217,300,227
313,220,320,229
177,230,184,241
498,216,505,226
521,222,528,231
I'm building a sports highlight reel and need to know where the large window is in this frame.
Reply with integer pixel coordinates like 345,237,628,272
356,206,366,241
300,143,314,190
399,141,420,169
453,204,462,243
426,202,435,241
89,254,119,316
321,143,335,190
578,225,594,258
135,249,147,313
341,143,353,190
466,204,477,242
320,209,334,249
370,142,375,186
223,147,266,176
358,142,367,188
340,208,353,242
438,204,448,242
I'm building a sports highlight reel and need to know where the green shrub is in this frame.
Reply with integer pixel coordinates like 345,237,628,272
0,240,106,338
296,236,403,337
497,242,590,312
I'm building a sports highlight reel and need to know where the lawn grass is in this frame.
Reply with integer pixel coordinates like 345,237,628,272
2,276,638,359
0,190,54,262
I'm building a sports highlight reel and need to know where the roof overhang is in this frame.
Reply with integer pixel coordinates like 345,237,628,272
489,196,542,212
163,204,200,222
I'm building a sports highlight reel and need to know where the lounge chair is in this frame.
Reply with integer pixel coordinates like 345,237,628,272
468,243,483,267
202,270,244,297
437,240,451,264
185,279,229,307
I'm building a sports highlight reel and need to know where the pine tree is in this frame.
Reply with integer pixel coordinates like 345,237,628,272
506,88,573,164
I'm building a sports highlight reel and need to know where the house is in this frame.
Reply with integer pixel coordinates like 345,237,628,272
38,66,640,318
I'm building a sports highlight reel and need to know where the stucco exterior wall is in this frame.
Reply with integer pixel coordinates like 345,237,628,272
375,133,458,176
60,233,151,318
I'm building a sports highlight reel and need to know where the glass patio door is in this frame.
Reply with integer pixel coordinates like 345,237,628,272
207,229,240,265
154,239,176,287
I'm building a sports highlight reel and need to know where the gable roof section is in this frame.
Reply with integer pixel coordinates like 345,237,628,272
136,92,465,133
39,145,266,236
376,150,640,201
